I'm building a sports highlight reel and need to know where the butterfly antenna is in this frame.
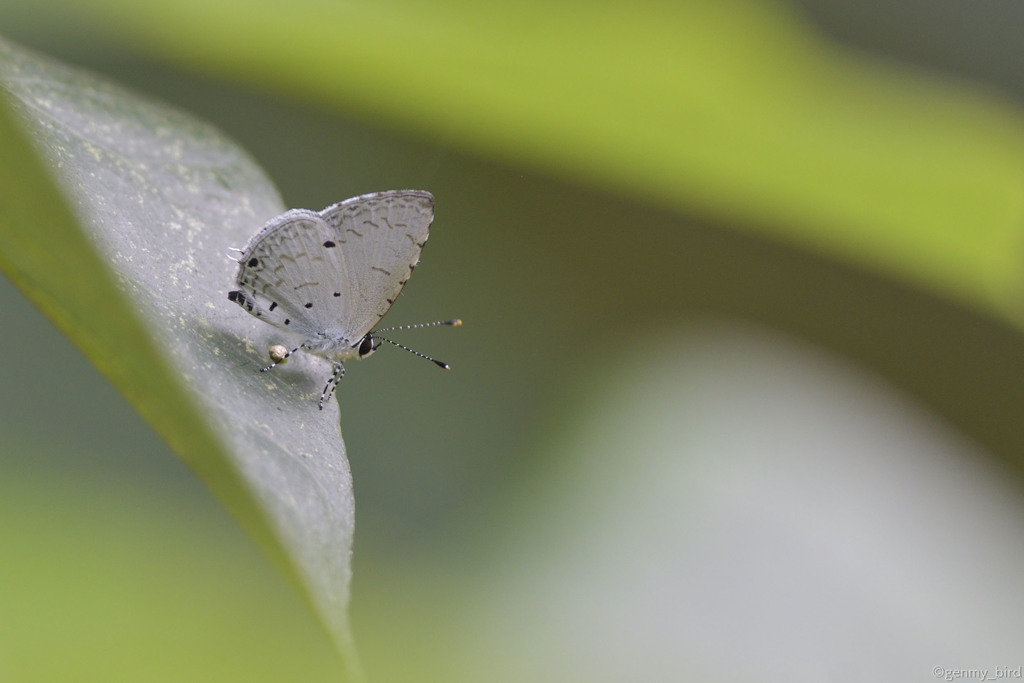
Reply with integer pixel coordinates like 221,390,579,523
372,320,461,369
374,319,462,333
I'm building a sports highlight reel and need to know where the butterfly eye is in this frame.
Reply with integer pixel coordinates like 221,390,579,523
358,334,376,358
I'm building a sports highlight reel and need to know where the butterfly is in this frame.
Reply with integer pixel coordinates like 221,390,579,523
228,190,460,409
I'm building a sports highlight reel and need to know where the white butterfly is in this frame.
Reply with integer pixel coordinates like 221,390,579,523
228,190,460,408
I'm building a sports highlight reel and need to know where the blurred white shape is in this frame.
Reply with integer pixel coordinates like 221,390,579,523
459,322,1024,682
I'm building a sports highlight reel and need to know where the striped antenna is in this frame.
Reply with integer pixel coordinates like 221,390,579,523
375,319,462,333
372,319,461,369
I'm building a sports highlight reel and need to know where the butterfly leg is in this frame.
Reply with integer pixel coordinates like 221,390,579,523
261,345,301,373
319,361,346,410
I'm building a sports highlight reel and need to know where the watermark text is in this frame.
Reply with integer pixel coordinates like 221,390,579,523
933,666,1023,681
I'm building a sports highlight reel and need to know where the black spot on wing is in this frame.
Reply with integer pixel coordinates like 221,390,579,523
228,290,256,313
323,240,336,248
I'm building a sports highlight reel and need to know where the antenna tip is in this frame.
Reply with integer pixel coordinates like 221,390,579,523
449,319,463,327
433,359,451,370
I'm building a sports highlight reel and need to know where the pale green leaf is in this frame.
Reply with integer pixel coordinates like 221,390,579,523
0,39,358,677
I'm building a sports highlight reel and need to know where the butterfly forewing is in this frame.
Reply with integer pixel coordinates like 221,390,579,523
319,190,434,339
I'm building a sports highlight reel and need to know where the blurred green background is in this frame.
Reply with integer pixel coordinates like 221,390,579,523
3,0,1024,681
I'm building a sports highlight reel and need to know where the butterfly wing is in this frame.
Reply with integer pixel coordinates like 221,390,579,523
230,209,358,343
318,190,434,340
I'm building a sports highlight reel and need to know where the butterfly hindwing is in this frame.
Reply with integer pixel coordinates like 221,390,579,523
231,210,357,340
